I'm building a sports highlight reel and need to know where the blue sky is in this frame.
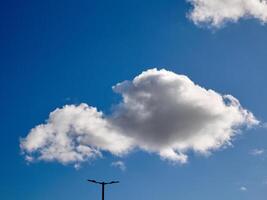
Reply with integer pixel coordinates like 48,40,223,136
1,0,267,199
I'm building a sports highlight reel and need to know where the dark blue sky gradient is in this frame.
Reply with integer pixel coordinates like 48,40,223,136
1,0,267,199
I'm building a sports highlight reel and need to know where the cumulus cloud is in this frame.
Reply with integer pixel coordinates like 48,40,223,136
187,0,267,28
111,161,126,171
20,69,259,167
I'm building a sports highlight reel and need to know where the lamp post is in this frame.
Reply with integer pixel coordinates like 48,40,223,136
87,179,119,200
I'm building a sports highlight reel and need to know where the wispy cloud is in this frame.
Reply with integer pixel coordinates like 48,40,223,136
250,148,265,156
20,68,259,167
240,186,247,191
261,122,267,129
111,161,126,171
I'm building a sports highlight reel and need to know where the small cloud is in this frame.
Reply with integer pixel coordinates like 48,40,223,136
187,0,267,28
111,161,126,171
74,163,81,170
261,122,267,129
250,149,265,156
240,186,247,191
25,155,34,162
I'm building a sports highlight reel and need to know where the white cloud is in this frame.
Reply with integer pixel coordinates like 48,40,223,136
187,0,267,28
20,68,259,167
20,104,133,164
240,186,247,191
111,161,126,171
250,148,265,156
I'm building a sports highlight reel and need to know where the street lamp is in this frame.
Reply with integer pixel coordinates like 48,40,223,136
87,179,119,200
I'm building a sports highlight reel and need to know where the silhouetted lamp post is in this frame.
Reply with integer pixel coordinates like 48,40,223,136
87,179,119,200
